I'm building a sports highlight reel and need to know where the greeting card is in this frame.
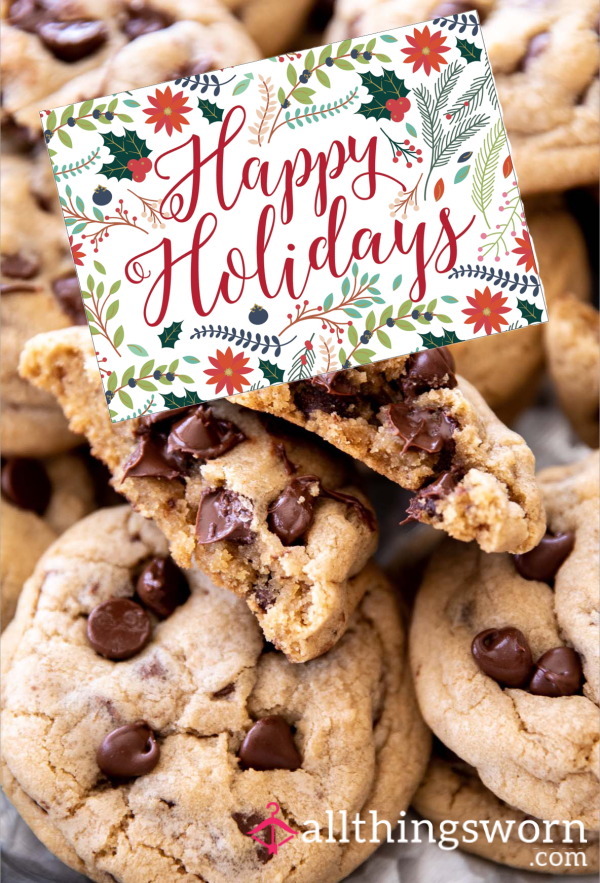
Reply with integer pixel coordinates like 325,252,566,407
42,12,547,422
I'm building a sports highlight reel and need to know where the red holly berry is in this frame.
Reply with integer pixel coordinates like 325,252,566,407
393,157,399,163
446,114,452,120
138,157,152,172
127,158,139,171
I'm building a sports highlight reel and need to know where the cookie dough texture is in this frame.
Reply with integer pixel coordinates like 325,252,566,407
1,453,95,628
452,202,591,421
1,506,430,883
1,154,82,456
410,452,600,828
413,755,599,874
545,294,599,448
326,0,599,195
232,358,545,555
223,0,317,56
20,327,379,663
1,0,261,132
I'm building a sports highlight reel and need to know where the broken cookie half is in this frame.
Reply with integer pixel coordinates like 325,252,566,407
232,349,546,555
19,328,378,664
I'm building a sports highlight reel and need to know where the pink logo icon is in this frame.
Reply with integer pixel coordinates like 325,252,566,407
246,802,296,857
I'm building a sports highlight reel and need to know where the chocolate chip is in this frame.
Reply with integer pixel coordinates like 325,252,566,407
52,274,86,324
401,348,457,401
87,598,151,660
268,476,318,545
166,405,245,460
2,251,40,278
432,1,483,21
513,531,575,583
212,683,235,699
519,32,550,72
307,0,335,31
471,627,533,688
387,403,456,454
293,381,358,417
38,20,108,62
232,812,272,863
1,457,51,515
122,4,173,40
7,0,42,33
97,721,160,778
239,716,301,771
273,441,296,475
122,434,187,480
529,647,583,697
308,371,356,396
319,484,376,531
196,488,254,545
401,469,462,524
137,406,190,432
136,556,189,618
254,583,277,612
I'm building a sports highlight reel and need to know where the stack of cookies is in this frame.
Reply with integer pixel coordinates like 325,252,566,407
1,2,599,882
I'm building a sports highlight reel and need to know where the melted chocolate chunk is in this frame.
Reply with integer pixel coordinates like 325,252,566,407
1,457,51,514
2,251,40,278
122,3,174,40
136,556,189,618
402,469,462,524
254,583,277,612
308,371,356,396
293,381,358,417
166,405,245,460
97,721,160,778
401,348,457,401
238,716,301,771
196,488,254,545
471,627,533,688
268,476,319,545
52,274,86,324
232,812,272,864
87,598,151,660
272,441,297,475
122,434,188,480
529,647,583,697
513,531,575,583
387,403,456,454
38,20,108,62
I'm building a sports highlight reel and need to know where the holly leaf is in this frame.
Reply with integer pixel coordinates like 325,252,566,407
161,389,204,409
258,359,284,385
356,70,410,121
419,329,464,349
158,320,184,349
198,98,223,124
99,129,152,180
456,38,482,64
516,299,544,326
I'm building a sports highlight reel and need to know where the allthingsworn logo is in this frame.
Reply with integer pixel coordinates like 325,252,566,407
245,802,296,857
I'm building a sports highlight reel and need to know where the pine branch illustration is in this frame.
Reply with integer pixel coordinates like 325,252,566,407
446,63,493,123
433,59,463,112
413,84,439,151
471,119,505,228
434,113,490,167
448,264,540,296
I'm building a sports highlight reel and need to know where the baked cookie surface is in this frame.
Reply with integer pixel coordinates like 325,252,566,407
410,451,600,828
325,0,600,195
1,506,430,883
20,328,380,663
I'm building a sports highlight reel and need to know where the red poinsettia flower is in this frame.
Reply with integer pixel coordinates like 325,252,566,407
204,347,253,395
401,26,450,76
462,286,511,335
143,86,192,136
512,229,538,274
69,235,85,266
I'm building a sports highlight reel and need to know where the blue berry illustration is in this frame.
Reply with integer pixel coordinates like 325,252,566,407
281,99,290,108
325,56,334,67
360,330,373,344
342,360,350,369
105,390,114,404
92,185,112,206
350,49,359,59
411,310,420,320
363,51,373,60
249,304,268,325
153,370,162,380
44,129,53,143
127,378,136,388
386,317,395,328
92,109,101,119
166,372,175,381
67,117,75,127
424,312,433,321
104,111,114,121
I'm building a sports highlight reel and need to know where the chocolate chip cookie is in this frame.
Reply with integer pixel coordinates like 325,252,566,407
220,0,317,57
545,293,599,449
20,327,379,662
452,201,591,422
326,0,599,196
1,452,95,626
410,451,599,828
1,153,85,456
413,750,599,873
1,0,260,134
1,505,430,883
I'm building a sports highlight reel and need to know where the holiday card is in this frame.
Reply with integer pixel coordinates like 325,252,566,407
42,12,547,422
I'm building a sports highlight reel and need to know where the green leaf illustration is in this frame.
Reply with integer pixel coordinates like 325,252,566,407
99,129,152,181
454,165,470,183
287,63,297,87
293,88,316,105
356,70,410,121
406,123,418,138
198,98,224,124
183,355,200,363
516,299,544,326
419,329,464,349
393,275,403,291
118,390,134,409
57,129,72,148
316,70,331,88
456,38,482,65
353,348,376,364
158,320,184,349
161,389,204,409
127,344,148,357
258,359,285,385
